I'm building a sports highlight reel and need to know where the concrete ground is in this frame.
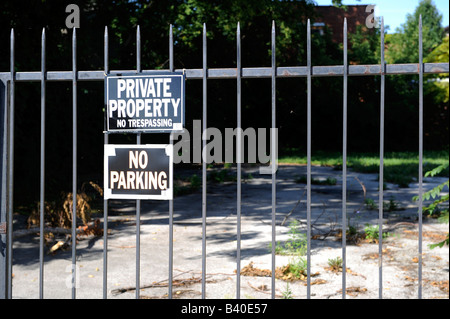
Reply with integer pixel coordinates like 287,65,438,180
10,164,449,299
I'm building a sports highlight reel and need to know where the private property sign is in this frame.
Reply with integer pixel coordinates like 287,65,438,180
104,144,173,200
106,72,185,132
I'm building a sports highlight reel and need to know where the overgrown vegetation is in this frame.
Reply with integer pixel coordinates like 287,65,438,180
27,181,103,229
413,163,449,249
279,151,449,187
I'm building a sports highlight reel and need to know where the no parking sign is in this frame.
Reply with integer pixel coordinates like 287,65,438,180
104,144,173,200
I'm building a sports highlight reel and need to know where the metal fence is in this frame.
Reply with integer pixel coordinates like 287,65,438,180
0,17,449,299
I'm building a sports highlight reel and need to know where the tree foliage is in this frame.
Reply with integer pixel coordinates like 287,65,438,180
385,0,444,64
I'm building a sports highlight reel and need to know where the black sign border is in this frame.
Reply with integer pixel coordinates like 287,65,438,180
104,144,173,200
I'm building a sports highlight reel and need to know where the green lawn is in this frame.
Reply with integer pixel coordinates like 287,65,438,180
278,150,449,187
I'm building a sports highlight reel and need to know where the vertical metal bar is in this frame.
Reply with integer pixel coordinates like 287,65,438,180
271,20,276,300
103,26,109,300
201,22,207,299
137,25,141,73
0,79,7,300
39,27,46,299
418,15,424,300
7,28,14,299
378,17,385,299
306,19,312,299
71,27,77,300
342,18,347,299
168,24,174,299
135,25,141,300
236,21,242,300
169,25,174,73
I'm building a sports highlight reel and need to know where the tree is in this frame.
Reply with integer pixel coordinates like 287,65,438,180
386,0,444,64
425,34,450,64
382,0,448,150
423,35,449,145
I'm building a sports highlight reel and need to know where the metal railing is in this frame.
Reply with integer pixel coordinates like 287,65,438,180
0,16,449,299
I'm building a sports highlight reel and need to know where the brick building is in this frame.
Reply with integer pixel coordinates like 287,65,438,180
313,5,374,43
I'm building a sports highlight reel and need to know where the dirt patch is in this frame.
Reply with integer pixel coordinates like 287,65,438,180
239,261,321,282
337,287,368,297
402,230,448,242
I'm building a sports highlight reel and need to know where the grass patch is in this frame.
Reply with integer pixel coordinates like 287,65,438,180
279,150,449,187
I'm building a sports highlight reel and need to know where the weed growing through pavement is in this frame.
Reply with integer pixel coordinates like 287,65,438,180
269,220,307,256
327,257,343,271
363,224,390,243
281,283,293,299
287,256,307,278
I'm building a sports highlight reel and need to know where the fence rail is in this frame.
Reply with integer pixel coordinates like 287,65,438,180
1,16,449,299
1,62,448,82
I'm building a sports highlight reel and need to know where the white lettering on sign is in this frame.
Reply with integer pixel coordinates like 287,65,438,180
129,150,148,169
109,98,181,118
110,171,168,190
117,78,172,98
108,150,169,190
